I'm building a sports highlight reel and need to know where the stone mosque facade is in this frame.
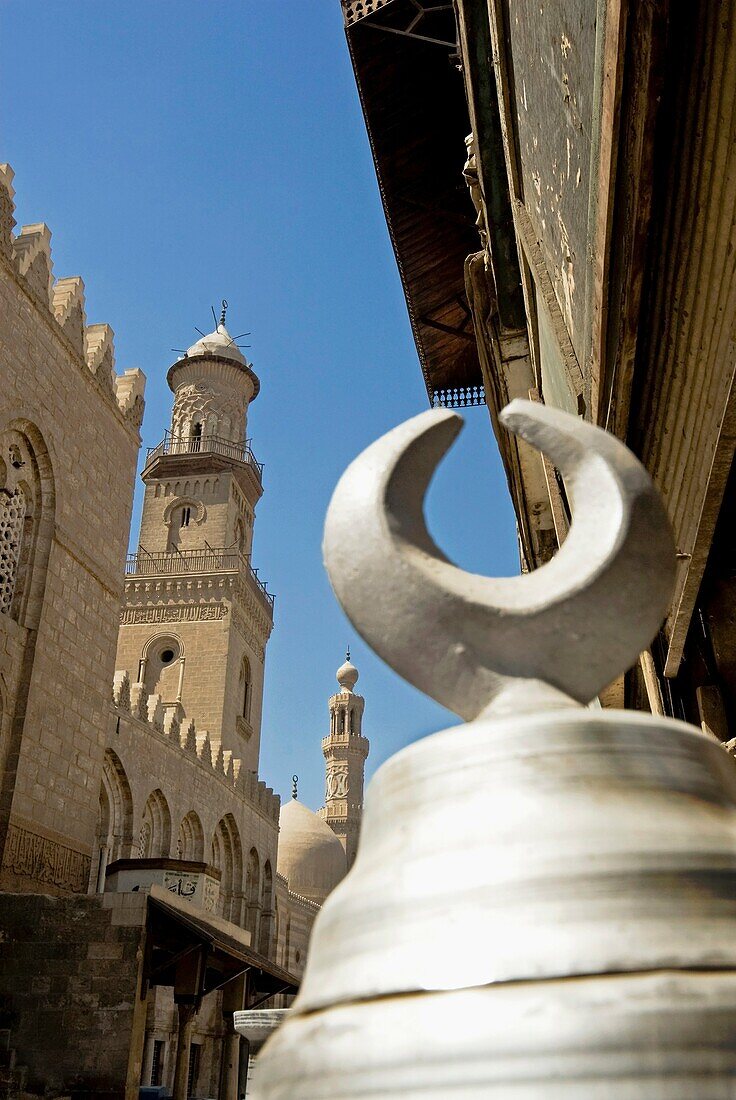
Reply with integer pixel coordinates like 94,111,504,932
0,163,369,1100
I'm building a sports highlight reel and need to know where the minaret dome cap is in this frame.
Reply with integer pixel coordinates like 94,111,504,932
186,322,248,366
336,651,359,692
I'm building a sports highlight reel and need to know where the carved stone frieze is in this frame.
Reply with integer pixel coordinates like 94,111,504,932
326,765,349,800
230,602,265,660
2,823,90,892
120,603,228,625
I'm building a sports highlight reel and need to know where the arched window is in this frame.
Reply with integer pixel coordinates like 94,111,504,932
0,428,53,629
190,421,202,452
164,498,202,552
240,657,252,721
142,636,182,701
138,819,152,859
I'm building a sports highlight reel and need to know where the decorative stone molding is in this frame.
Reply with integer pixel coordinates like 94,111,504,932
120,602,228,625
51,276,86,357
231,603,266,661
2,823,91,892
84,323,115,393
129,681,149,721
147,692,164,731
164,708,181,743
124,576,234,602
112,669,131,710
183,718,198,754
0,163,16,256
171,383,247,445
114,368,146,429
13,222,53,306
196,731,213,768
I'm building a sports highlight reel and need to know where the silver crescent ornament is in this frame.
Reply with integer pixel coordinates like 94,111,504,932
250,402,736,1098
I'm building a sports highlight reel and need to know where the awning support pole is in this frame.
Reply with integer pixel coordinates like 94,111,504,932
172,1002,196,1100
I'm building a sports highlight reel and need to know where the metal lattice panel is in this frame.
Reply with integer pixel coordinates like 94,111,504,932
342,0,395,27
430,385,486,409
0,488,25,615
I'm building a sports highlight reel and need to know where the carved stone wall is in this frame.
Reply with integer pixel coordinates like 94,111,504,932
0,164,144,890
1,822,91,892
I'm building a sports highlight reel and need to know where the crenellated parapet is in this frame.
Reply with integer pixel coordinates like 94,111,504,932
0,163,146,431
111,670,280,824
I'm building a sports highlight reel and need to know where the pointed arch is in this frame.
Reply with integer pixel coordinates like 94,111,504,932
176,811,204,861
240,656,252,721
141,633,183,701
91,749,134,891
0,420,55,630
283,914,291,970
245,846,261,943
139,789,172,858
210,815,243,924
258,859,274,955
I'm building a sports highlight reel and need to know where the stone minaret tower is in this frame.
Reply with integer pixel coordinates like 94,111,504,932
115,304,274,772
320,651,370,868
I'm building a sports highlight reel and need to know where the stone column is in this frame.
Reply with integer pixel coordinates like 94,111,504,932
172,1003,195,1100
219,1029,241,1100
220,973,246,1100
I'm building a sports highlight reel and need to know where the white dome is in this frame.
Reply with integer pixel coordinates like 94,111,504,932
186,323,247,366
277,799,346,904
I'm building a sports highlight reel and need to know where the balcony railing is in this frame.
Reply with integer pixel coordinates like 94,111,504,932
144,430,263,481
125,546,275,610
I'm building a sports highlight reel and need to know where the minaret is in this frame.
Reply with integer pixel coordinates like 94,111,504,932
319,651,370,868
115,303,274,772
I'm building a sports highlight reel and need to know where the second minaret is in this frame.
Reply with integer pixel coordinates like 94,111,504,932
319,652,370,868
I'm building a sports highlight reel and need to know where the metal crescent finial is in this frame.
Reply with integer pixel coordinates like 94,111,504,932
291,774,298,800
220,298,228,327
323,399,675,719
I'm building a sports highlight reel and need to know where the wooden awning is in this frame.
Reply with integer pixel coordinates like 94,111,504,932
343,0,484,407
143,886,297,1010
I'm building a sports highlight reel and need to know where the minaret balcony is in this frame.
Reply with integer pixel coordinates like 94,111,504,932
125,546,275,612
143,430,263,486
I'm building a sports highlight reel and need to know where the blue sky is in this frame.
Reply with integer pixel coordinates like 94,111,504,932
1,1,518,808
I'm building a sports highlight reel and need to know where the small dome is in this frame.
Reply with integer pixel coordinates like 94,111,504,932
186,323,247,366
336,658,359,693
277,799,346,904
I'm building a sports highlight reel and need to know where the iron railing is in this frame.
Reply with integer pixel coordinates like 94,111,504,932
144,430,263,480
125,546,275,610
